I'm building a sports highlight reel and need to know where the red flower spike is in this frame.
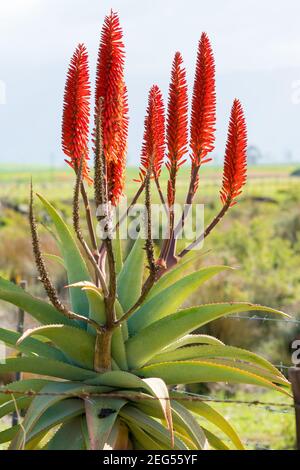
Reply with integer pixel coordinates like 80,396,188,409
62,43,91,182
139,85,165,182
166,52,188,207
220,99,247,206
95,11,128,205
190,32,216,167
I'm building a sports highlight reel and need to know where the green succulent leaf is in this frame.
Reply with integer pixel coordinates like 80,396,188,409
0,396,32,420
173,430,198,450
136,360,290,393
135,391,241,450
71,282,106,326
115,299,129,342
85,371,167,398
150,344,283,378
135,396,205,450
142,378,173,447
85,397,127,450
27,399,84,447
128,266,233,335
203,428,230,450
9,382,110,450
0,379,51,407
0,327,66,362
0,277,72,326
0,358,97,382
171,400,208,450
46,416,86,450
0,425,19,445
112,328,128,370
17,324,96,369
171,391,244,450
112,228,123,275
148,252,205,300
197,358,288,387
117,237,145,311
36,193,91,318
44,253,66,268
126,303,288,369
129,423,164,450
120,406,188,450
104,419,129,450
162,335,224,353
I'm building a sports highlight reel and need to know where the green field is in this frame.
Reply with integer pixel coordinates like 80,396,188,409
203,389,295,450
0,163,299,450
0,164,298,203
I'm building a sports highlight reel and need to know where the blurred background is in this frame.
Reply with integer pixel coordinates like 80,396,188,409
0,0,300,449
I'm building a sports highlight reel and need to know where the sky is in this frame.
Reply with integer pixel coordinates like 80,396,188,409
0,0,300,166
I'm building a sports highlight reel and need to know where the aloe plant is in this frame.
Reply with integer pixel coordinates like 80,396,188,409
0,10,290,450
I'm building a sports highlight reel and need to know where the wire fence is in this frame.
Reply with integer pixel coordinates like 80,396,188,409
228,314,300,325
0,387,295,408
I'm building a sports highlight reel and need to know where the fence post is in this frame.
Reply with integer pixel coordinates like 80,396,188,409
12,280,27,427
289,367,300,450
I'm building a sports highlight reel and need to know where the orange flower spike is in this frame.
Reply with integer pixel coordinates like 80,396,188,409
95,11,127,158
220,99,248,206
190,32,216,167
62,43,91,182
95,11,128,205
166,52,188,207
139,85,165,181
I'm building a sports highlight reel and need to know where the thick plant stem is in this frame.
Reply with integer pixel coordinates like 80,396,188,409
94,329,113,372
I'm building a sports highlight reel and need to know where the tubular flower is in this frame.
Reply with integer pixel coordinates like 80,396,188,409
166,52,188,207
190,32,216,167
95,10,128,205
220,99,247,206
138,85,165,182
62,43,91,182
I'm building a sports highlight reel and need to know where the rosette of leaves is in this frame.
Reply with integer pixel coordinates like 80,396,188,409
0,194,290,450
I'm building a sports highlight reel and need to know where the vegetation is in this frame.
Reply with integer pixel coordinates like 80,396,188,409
203,389,294,450
0,9,295,451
